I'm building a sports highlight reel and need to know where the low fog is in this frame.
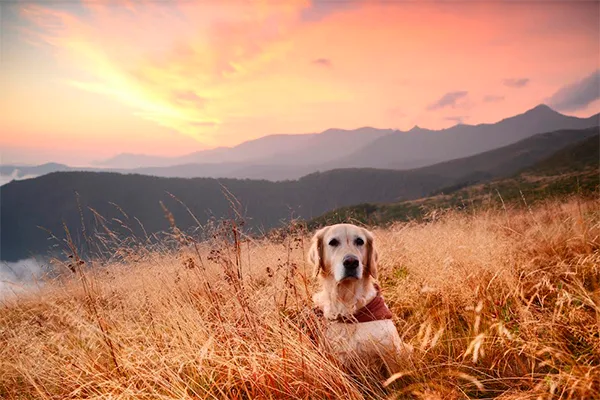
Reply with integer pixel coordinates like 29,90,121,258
0,170,39,186
0,258,49,299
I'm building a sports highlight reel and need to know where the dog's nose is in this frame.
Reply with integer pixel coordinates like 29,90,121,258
343,255,359,269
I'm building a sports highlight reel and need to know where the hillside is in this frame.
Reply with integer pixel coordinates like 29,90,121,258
528,133,600,175
310,133,599,227
0,169,447,262
1,126,597,262
414,126,600,180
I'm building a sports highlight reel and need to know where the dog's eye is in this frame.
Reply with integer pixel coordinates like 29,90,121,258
328,238,339,247
355,237,364,246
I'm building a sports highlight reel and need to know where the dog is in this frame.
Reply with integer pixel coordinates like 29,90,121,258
307,223,413,376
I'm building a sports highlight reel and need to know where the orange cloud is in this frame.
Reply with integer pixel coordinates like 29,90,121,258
19,0,335,145
4,0,598,162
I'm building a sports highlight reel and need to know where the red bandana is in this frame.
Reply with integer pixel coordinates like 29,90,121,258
314,284,393,324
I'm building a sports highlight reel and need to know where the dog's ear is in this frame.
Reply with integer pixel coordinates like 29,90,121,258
308,226,327,279
362,228,379,279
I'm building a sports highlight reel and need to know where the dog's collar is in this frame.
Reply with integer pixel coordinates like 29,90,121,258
313,284,393,324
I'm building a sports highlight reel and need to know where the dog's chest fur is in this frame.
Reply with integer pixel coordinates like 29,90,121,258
312,289,413,373
322,319,407,369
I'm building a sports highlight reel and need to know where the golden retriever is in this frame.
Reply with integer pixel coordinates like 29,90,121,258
308,223,413,375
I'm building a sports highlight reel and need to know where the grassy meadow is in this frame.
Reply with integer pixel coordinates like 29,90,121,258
1,195,599,399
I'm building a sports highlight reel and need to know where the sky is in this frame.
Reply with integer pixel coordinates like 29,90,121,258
0,0,599,166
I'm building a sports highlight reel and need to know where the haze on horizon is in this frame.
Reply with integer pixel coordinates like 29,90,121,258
1,0,599,166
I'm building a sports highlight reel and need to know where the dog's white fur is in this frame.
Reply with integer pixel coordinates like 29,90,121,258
309,223,413,374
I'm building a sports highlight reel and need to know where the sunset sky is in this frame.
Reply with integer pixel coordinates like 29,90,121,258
1,0,599,166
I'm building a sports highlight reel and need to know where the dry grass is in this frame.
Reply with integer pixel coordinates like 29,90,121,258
1,196,599,399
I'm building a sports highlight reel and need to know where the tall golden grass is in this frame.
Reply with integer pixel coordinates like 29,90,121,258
1,196,599,399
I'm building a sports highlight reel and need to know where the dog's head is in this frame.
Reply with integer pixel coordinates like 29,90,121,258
308,223,378,283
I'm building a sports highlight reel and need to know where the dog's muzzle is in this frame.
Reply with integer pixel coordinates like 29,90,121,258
341,254,360,279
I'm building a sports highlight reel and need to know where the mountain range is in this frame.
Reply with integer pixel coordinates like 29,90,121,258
3,104,598,183
1,124,598,262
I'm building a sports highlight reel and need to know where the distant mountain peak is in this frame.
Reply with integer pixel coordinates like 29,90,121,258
38,162,67,168
320,126,387,135
526,104,559,115
321,128,343,134
492,104,563,127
